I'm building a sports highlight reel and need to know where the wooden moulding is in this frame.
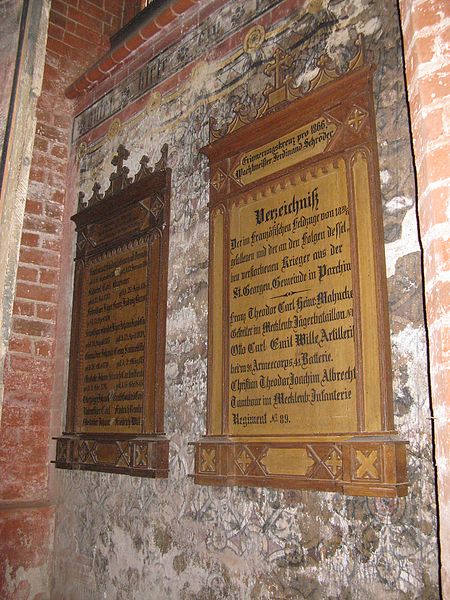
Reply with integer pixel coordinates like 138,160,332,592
54,145,171,478
194,439,408,498
192,41,409,497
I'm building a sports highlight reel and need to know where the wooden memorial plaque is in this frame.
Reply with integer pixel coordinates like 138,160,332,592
54,145,170,477
193,39,409,496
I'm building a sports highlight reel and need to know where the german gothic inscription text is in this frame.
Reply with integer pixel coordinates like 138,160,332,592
229,160,356,435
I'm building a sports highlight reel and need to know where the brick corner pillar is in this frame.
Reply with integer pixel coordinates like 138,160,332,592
0,1,125,598
0,2,54,597
399,0,450,594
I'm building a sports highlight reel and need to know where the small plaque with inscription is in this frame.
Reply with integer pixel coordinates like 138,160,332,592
54,145,171,477
193,38,409,496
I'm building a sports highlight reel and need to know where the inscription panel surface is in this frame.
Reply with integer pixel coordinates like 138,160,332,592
76,241,148,434
231,117,337,186
229,160,356,436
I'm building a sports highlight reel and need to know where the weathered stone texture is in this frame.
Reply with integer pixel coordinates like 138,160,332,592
48,0,441,598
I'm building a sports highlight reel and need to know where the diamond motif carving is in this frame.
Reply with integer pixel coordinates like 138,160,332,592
346,106,367,131
150,196,164,223
235,448,254,474
325,449,342,478
212,169,227,191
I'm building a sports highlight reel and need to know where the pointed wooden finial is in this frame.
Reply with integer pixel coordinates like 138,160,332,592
104,144,132,197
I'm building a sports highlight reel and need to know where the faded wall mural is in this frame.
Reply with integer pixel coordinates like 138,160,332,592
51,0,439,598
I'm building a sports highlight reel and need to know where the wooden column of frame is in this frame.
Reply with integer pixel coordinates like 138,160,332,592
54,145,171,477
192,38,409,497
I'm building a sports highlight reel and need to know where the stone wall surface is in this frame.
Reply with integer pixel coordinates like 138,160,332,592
51,0,440,598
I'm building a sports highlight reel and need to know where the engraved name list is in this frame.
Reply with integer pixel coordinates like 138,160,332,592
76,240,148,434
55,144,171,478
228,158,357,436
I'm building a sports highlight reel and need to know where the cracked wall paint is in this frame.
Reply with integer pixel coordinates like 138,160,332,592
52,0,439,598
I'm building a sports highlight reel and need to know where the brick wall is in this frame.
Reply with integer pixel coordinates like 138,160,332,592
399,0,450,595
0,1,124,597
123,0,142,27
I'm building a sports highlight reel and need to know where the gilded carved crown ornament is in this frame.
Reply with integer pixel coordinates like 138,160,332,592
210,34,365,142
78,143,169,211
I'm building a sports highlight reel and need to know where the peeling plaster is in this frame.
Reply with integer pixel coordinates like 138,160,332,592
385,207,421,277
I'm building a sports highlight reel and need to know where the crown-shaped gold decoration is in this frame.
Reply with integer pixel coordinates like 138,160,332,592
210,34,365,142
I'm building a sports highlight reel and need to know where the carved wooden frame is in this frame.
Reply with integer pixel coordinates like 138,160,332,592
192,41,408,497
54,145,171,477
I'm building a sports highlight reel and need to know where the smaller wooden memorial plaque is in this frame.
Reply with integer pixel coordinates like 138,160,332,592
192,38,409,497
54,145,171,477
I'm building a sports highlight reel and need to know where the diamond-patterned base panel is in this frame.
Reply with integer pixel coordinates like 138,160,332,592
194,439,407,497
54,436,168,478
